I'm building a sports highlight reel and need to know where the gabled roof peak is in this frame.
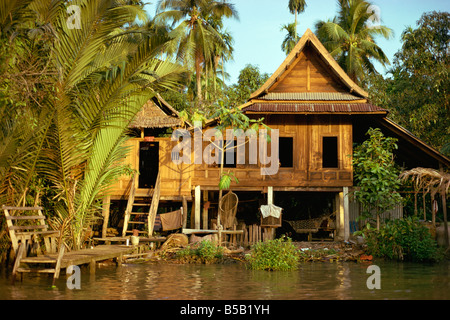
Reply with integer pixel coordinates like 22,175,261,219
250,28,369,100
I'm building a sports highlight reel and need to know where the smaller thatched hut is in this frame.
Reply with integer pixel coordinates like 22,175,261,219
400,167,449,247
129,93,184,137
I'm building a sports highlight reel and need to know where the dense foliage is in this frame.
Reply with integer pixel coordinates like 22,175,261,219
0,0,185,249
222,64,269,108
366,11,449,156
245,237,300,271
357,216,443,262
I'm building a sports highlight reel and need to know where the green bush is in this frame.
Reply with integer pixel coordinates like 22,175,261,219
357,216,443,262
176,240,224,264
246,237,300,271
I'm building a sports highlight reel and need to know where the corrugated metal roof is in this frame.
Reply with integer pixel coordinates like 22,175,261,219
259,92,362,101
242,103,388,113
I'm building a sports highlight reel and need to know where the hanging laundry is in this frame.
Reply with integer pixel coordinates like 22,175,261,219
160,209,182,231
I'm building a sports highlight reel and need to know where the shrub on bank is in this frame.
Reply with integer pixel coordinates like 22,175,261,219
246,237,299,271
176,240,224,264
357,216,443,262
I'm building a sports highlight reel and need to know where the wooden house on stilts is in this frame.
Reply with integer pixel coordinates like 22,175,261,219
103,29,450,246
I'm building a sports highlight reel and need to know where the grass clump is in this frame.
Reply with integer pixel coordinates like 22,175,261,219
246,237,299,271
175,240,224,264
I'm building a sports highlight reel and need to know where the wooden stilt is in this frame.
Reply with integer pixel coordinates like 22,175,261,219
182,196,188,229
202,190,208,230
195,186,201,229
102,196,111,238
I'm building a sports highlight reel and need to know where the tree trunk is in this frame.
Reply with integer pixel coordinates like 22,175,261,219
414,191,418,215
195,54,202,107
294,11,298,41
423,192,426,221
376,213,380,231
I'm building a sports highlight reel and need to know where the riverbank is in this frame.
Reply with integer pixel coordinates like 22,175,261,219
127,234,371,265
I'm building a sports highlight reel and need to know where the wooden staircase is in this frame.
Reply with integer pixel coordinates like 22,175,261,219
122,173,161,237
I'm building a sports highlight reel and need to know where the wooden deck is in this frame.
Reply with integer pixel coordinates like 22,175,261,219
18,245,144,274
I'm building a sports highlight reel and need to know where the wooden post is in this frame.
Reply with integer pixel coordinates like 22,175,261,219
267,186,273,205
89,259,96,274
190,201,195,229
431,193,437,227
439,167,449,248
195,185,201,229
423,192,427,221
414,191,418,216
336,191,344,240
202,190,208,230
182,196,188,229
343,187,350,242
102,196,111,238
442,191,449,248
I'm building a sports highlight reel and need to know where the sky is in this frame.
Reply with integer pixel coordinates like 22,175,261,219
146,0,450,85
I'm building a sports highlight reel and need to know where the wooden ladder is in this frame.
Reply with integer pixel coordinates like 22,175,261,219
122,172,161,237
12,242,65,286
2,206,65,285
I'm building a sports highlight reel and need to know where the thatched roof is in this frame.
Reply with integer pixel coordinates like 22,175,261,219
400,167,450,195
129,94,183,129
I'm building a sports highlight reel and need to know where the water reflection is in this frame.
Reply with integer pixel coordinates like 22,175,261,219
0,261,448,300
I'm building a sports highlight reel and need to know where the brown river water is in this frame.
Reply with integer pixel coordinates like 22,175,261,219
0,260,448,300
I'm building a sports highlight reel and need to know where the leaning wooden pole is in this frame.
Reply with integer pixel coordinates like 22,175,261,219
122,173,137,237
147,173,161,237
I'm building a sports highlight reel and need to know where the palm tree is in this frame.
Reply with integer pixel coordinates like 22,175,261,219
207,17,234,103
288,0,307,41
315,0,392,83
281,22,299,55
155,0,238,108
0,0,185,249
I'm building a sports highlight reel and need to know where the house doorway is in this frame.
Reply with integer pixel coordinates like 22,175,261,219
139,141,159,188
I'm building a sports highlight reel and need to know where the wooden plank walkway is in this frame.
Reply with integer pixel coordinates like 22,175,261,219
19,245,141,273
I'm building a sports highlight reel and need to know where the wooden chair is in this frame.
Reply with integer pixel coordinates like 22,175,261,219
2,205,65,284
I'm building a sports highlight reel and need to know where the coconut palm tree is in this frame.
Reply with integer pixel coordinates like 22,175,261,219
155,0,238,108
281,22,299,55
314,0,392,83
288,0,307,41
0,0,185,249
